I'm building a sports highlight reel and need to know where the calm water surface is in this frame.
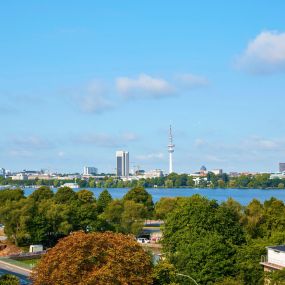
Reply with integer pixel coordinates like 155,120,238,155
24,187,285,205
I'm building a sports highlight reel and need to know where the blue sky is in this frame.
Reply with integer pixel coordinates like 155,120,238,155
1,1,285,174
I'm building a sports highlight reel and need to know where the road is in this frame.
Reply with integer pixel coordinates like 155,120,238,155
0,259,31,284
0,259,31,276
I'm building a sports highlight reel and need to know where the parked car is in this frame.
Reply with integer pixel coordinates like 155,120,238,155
151,236,161,243
136,238,150,244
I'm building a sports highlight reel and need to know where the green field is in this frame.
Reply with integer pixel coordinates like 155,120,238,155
0,257,39,269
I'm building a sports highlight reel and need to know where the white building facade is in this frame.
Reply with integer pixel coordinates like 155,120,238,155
261,245,285,271
83,166,98,176
143,169,164,179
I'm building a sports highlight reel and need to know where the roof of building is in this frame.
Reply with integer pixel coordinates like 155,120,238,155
267,245,285,252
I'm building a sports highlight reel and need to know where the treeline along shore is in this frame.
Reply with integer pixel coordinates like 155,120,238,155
1,172,285,189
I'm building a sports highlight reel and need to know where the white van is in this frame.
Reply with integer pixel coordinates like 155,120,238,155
136,238,150,244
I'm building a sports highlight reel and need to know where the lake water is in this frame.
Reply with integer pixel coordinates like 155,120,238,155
23,187,285,205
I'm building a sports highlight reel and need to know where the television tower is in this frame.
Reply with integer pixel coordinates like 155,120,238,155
168,125,175,174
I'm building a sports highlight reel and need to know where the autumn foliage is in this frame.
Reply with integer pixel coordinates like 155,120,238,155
31,231,153,285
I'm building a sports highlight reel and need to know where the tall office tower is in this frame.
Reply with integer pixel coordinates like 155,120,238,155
168,125,175,174
279,163,285,173
116,151,129,177
83,166,98,176
0,168,5,177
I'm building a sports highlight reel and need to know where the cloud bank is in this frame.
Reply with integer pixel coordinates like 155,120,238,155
176,74,209,88
116,73,209,100
68,73,209,113
73,132,139,148
135,152,165,161
80,81,114,113
116,74,174,99
237,31,285,74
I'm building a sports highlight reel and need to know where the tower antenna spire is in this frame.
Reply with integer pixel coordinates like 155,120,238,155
168,125,175,174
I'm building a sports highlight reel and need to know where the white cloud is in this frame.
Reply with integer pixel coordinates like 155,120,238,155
176,74,209,88
194,136,285,154
79,81,113,113
73,132,139,148
6,135,54,159
58,151,65,157
121,132,139,141
194,138,207,147
9,150,33,157
11,135,53,150
237,31,285,74
241,136,284,151
204,154,226,163
135,153,165,161
116,74,174,99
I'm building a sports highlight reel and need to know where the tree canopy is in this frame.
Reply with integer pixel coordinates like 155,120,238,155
123,186,154,214
0,274,20,285
31,231,153,285
162,195,245,284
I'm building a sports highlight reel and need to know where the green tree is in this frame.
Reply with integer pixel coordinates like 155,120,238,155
165,179,174,188
242,199,265,239
73,190,99,232
152,261,178,285
54,187,76,204
235,241,266,285
97,189,113,214
155,197,179,220
218,179,226,188
278,183,285,189
0,199,30,246
267,268,285,284
162,195,245,284
207,172,218,187
88,178,96,188
236,175,251,188
186,176,195,187
123,186,154,214
121,200,147,235
76,189,95,203
0,274,20,285
214,277,244,285
102,199,124,231
53,180,60,187
29,186,53,202
0,189,24,204
39,199,73,246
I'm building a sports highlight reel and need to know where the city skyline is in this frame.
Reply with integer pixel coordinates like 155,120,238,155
1,1,285,173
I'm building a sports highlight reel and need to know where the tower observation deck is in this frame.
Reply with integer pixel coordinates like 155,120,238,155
168,125,175,174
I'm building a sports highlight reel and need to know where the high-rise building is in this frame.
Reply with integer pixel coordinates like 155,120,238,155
0,168,5,177
116,151,129,177
279,163,285,173
168,125,175,174
83,166,98,176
